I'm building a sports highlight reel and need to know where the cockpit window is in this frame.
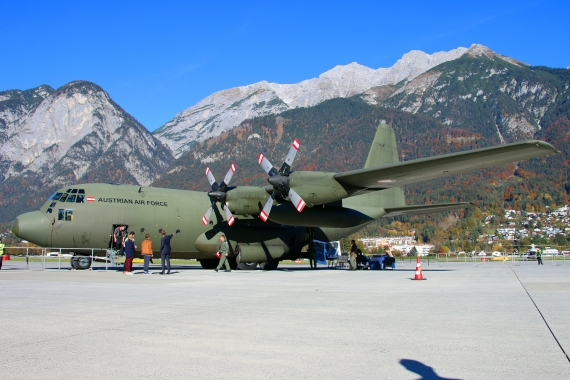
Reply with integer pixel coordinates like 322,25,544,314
46,208,53,214
78,189,85,194
76,195,85,203
66,189,72,193
59,193,68,202
66,194,76,203
58,209,65,220
65,209,73,221
70,189,78,194
49,202,57,208
50,192,63,201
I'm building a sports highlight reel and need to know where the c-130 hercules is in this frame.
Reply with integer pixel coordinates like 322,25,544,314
12,124,557,270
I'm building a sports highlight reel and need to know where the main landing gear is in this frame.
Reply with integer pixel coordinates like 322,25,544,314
70,256,92,270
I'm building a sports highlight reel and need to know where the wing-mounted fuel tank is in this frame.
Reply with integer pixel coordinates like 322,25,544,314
237,244,286,263
194,221,307,262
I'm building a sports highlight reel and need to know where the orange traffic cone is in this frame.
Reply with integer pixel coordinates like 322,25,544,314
413,256,426,280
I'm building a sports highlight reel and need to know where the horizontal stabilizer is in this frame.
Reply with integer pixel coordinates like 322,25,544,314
383,202,475,218
335,140,558,189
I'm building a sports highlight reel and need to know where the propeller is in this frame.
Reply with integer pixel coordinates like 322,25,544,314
202,163,236,226
257,138,306,222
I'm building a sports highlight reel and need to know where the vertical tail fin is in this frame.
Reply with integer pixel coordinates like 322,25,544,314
364,122,399,168
343,123,406,208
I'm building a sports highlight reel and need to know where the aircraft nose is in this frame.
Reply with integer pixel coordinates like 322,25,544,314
12,211,51,247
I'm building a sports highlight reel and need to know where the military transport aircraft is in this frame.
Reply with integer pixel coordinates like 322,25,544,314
11,123,557,270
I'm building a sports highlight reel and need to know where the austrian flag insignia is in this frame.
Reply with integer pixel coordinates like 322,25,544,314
86,196,96,203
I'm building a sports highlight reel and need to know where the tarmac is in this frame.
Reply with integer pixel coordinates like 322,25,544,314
1,259,569,379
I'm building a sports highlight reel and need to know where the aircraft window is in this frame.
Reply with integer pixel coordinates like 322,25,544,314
49,202,56,207
46,208,53,214
66,189,72,193
50,192,63,201
76,195,85,203
78,189,85,194
59,193,68,202
58,209,65,221
65,209,73,221
176,229,180,234
140,228,145,232
66,195,76,203
70,189,78,194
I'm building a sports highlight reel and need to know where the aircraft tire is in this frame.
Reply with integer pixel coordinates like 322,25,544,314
235,253,257,270
74,256,92,270
259,261,279,271
199,259,218,269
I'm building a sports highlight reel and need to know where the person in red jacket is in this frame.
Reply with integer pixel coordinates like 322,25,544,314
123,232,137,275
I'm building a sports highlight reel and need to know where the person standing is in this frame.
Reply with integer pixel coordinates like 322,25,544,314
215,235,231,272
123,232,137,275
113,225,125,250
141,234,153,275
308,242,317,269
349,239,358,271
160,230,174,275
537,249,543,265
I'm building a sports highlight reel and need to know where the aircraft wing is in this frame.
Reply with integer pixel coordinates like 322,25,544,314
334,140,558,189
382,202,475,218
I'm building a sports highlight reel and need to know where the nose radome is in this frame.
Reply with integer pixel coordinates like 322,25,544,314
12,211,50,247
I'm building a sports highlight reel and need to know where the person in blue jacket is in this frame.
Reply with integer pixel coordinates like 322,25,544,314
123,232,137,275
160,230,174,275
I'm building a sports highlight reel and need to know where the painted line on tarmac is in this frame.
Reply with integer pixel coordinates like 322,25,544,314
510,267,570,363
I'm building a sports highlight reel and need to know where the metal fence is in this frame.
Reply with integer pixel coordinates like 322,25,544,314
1,246,115,271
393,252,567,267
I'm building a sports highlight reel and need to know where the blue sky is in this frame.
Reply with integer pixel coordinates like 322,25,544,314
1,0,568,131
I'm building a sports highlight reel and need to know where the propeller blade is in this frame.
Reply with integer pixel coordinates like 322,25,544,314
258,154,277,176
288,188,306,212
223,204,235,226
280,138,300,174
202,206,213,226
222,163,236,187
259,191,276,222
205,167,217,188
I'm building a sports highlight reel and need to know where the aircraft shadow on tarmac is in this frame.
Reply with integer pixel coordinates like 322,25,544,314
400,359,462,380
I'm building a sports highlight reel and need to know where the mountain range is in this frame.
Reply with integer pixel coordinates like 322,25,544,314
1,43,569,228
0,81,174,220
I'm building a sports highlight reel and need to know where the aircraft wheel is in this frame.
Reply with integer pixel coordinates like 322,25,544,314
236,253,257,270
259,261,279,271
199,259,218,269
72,256,92,270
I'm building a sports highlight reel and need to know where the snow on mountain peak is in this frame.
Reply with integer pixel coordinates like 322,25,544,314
154,46,474,157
